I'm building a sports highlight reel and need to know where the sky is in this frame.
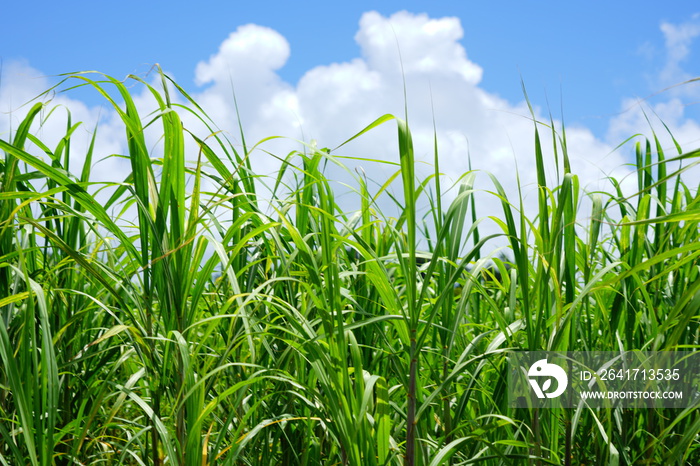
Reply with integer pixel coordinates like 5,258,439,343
2,1,700,247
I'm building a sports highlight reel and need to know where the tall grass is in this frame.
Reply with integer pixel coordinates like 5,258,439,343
0,68,699,465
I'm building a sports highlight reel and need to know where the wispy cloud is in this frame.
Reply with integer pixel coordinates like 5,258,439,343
659,13,700,86
608,14,700,156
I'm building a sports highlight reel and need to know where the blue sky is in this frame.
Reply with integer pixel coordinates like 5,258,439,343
2,2,700,229
3,1,699,135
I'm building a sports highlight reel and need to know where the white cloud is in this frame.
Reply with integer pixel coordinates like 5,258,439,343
607,15,700,183
191,24,301,177
0,61,128,185
0,60,48,119
355,11,483,84
4,11,700,252
195,24,290,85
659,13,700,86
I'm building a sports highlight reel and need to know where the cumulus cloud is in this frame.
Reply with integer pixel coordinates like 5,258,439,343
195,24,290,85
179,12,641,253
192,24,301,172
0,60,128,185
3,10,699,251
355,11,483,84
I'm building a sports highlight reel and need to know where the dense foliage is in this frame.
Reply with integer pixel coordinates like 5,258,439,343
1,70,699,465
